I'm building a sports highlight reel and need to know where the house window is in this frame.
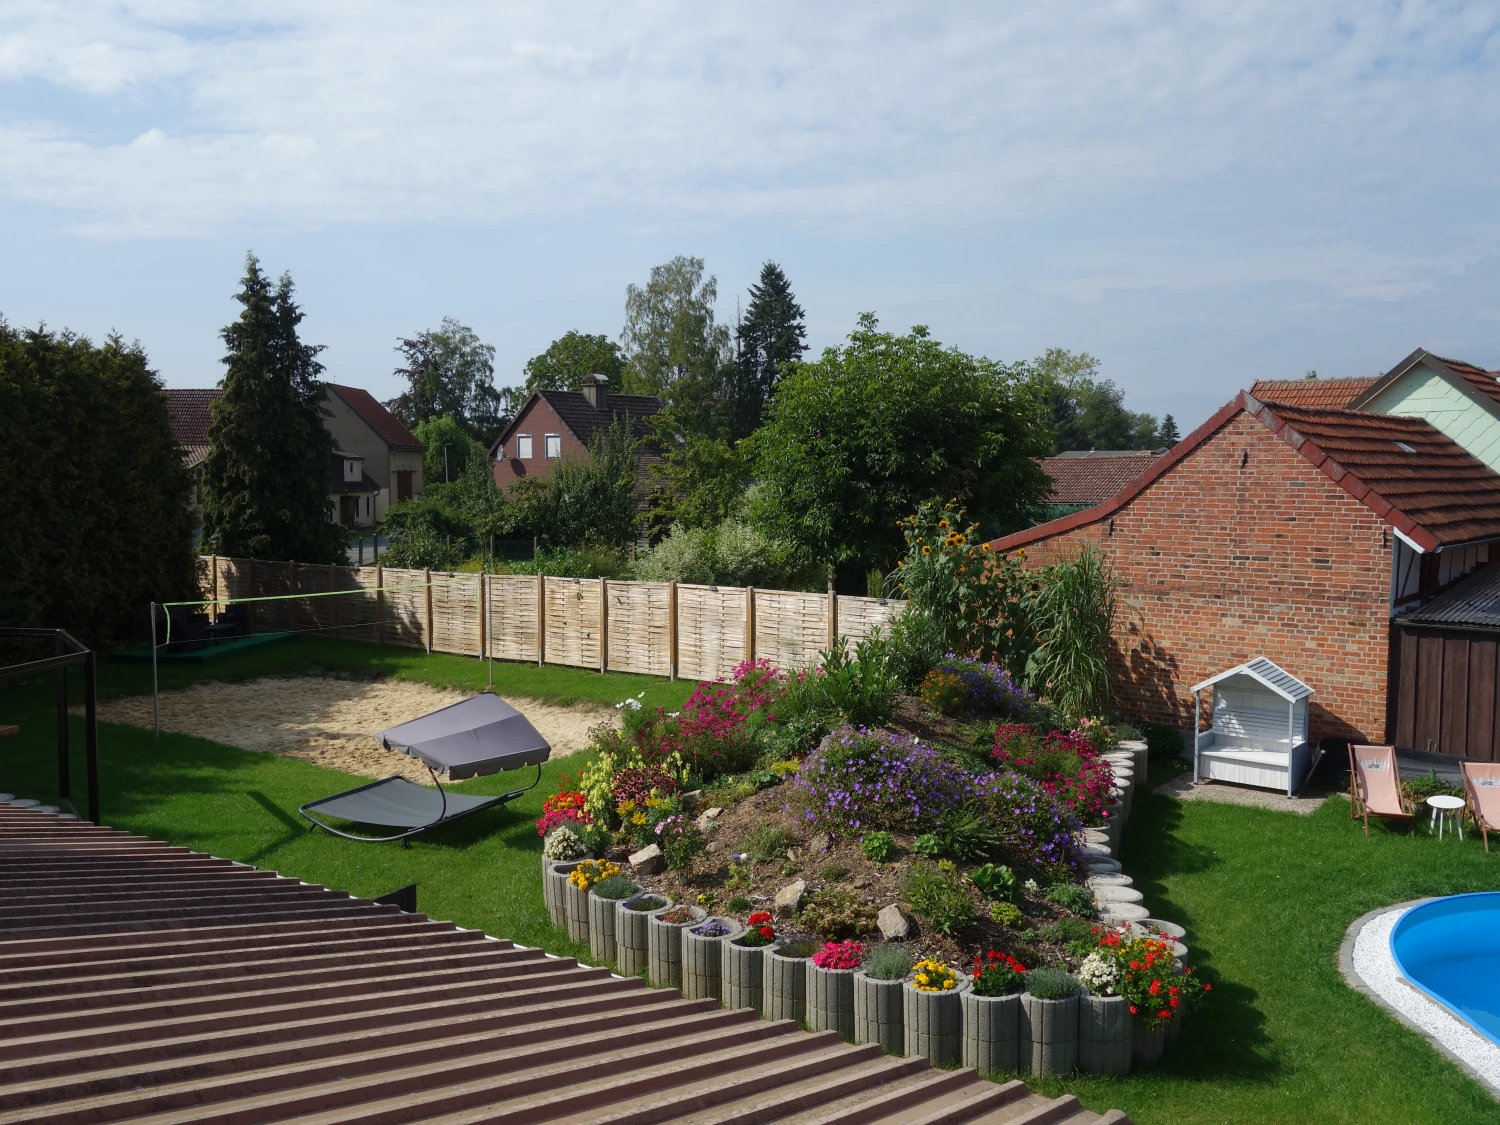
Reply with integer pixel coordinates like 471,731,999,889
516,434,533,459
545,434,562,459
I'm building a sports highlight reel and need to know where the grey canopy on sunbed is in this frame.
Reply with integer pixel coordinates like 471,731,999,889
298,692,550,843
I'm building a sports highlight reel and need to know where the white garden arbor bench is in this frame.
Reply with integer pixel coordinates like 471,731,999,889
1192,657,1317,797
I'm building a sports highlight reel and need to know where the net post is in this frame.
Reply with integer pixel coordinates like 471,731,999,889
599,577,608,674
149,602,159,740
424,568,433,653
84,648,99,825
375,565,384,646
55,635,69,799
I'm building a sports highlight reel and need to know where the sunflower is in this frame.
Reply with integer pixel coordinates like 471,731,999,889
922,545,932,555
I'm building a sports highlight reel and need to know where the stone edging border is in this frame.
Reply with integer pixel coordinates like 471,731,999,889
1337,898,1500,1102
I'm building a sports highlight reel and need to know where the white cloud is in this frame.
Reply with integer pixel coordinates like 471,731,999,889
0,0,1496,250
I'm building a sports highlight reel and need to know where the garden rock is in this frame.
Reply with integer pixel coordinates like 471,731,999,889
785,847,803,864
629,844,665,875
706,840,724,854
773,879,807,917
877,903,914,940
681,789,703,812
809,832,831,854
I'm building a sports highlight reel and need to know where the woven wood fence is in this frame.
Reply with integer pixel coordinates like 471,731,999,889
199,556,905,682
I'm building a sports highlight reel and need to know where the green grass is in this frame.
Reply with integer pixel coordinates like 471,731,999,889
3,645,1499,1122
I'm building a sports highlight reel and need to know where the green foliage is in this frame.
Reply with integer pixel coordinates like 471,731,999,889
591,874,640,900
381,451,510,570
523,330,625,395
991,901,1025,927
635,516,805,588
912,833,943,858
938,802,1009,862
1025,546,1117,719
0,320,197,643
414,414,485,485
863,944,914,981
815,629,899,728
387,316,507,443
1404,769,1464,803
1139,720,1184,763
901,861,978,935
748,314,1052,571
727,261,807,440
1033,348,1163,454
1024,967,1082,999
1039,916,1098,947
646,431,752,531
970,862,1018,901
501,546,622,579
798,889,879,940
1043,882,1096,916
201,254,345,564
887,607,947,693
817,862,850,881
621,255,732,437
860,831,895,863
727,894,753,913
743,820,794,863
507,414,639,550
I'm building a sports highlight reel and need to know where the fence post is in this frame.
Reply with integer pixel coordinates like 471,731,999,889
210,555,219,622
537,574,546,667
290,561,298,632
330,563,340,641
827,579,838,651
375,565,384,646
424,568,434,653
247,558,257,633
745,586,756,663
668,580,678,681
599,578,609,674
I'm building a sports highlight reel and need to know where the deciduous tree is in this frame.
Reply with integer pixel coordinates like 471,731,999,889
522,331,625,395
620,256,731,436
386,317,508,443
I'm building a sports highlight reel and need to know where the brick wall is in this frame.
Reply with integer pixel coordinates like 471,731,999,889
1011,410,1393,745
492,396,585,491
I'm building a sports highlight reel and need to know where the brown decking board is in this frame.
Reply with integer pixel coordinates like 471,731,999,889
0,807,1129,1125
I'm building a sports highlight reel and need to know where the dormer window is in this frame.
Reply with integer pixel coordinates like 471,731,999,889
516,434,533,459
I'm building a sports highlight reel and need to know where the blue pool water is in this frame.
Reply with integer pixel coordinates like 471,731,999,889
1390,893,1500,1045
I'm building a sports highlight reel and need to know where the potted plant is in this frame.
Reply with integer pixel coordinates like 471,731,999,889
615,892,671,978
903,958,967,1065
544,858,589,931
541,826,588,927
961,950,1027,1075
648,902,708,989
682,916,745,1001
807,941,864,1041
1108,930,1206,1064
724,912,779,1016
1076,947,1131,1076
587,873,639,965
1020,967,1082,1076
766,935,820,1023
854,945,911,1055
564,859,620,945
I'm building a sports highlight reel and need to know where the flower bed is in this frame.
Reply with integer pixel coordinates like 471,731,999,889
992,724,1115,828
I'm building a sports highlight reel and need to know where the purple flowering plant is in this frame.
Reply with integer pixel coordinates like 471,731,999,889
791,726,973,833
934,654,1031,715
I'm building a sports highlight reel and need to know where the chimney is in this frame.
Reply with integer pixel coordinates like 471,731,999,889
580,373,607,410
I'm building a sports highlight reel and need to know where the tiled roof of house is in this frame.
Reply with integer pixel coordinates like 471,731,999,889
541,389,662,446
0,806,1123,1125
1039,450,1166,506
990,391,1500,554
1430,354,1500,407
1248,377,1377,410
1401,562,1500,627
328,384,424,452
164,388,220,468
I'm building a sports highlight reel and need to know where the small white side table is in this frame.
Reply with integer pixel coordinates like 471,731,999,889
1427,794,1466,840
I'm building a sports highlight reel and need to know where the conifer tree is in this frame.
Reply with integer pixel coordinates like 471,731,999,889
1159,414,1180,445
201,254,344,563
729,261,806,439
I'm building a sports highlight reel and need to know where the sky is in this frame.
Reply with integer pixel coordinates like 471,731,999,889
2,2,1499,432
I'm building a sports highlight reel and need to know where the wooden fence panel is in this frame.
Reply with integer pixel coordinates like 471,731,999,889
488,575,539,662
432,571,481,656
677,585,746,681
605,580,671,677
545,577,602,669
755,589,828,671
378,567,428,649
836,595,903,647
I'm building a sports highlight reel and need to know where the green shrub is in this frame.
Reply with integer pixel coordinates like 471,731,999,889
902,861,978,935
744,821,794,863
912,833,943,858
888,606,948,693
991,901,1024,927
727,895,753,913
937,802,1007,862
817,862,850,881
860,831,895,863
591,875,640,900
1139,720,1184,764
798,889,879,940
816,629,899,728
970,863,1017,901
919,670,969,715
1404,768,1464,803
1043,882,1096,916
863,944,914,981
1039,917,1097,946
1025,967,1082,999
1024,546,1117,720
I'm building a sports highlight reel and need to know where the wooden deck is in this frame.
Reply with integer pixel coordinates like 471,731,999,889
0,806,1131,1125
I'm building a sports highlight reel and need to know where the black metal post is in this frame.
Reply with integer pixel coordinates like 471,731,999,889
55,649,69,800
83,649,99,824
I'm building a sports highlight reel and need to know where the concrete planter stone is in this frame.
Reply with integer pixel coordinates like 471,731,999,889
853,971,904,1055
1020,992,1079,1076
960,989,1021,1076
564,879,592,944
723,935,776,1014
648,905,707,989
681,917,743,1001
615,892,672,978
1115,739,1149,776
1132,1017,1167,1065
903,973,968,1066
1078,993,1132,1076
806,962,857,1041
1144,918,1186,941
545,861,587,929
588,887,635,965
765,938,819,1023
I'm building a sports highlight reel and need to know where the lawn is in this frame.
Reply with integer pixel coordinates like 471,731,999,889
2,640,1499,1123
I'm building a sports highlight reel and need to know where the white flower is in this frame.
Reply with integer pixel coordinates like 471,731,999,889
1077,951,1121,996
668,711,681,718
614,702,624,710
624,698,642,711
1023,878,1041,896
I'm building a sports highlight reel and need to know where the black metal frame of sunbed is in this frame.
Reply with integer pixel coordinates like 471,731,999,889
298,761,541,844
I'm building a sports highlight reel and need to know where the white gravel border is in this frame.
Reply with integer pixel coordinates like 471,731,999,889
1340,901,1500,1099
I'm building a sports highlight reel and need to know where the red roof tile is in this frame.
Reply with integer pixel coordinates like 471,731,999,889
164,388,219,468
328,384,424,452
1248,378,1376,410
1430,354,1500,408
1038,451,1165,506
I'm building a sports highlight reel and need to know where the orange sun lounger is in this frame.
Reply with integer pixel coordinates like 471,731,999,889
1461,760,1500,853
1348,744,1415,836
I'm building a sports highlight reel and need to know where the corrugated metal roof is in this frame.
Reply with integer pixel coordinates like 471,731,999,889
0,807,1127,1125
1192,657,1313,701
1403,563,1500,628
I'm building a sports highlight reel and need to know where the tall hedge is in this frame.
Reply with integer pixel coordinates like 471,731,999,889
0,319,197,644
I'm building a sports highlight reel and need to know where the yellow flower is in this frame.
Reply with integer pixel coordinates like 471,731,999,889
922,546,932,555
938,519,949,529
942,979,955,989
631,812,648,826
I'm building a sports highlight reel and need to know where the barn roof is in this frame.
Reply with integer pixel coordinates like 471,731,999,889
1400,563,1500,629
1038,450,1165,506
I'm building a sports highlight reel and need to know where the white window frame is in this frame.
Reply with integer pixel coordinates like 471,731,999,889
545,434,562,459
516,433,533,459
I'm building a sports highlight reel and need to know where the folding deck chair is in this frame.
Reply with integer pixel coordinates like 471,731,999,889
1461,760,1500,853
1348,744,1415,836
299,692,549,844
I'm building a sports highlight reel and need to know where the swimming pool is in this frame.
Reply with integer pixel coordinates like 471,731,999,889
1390,893,1500,1046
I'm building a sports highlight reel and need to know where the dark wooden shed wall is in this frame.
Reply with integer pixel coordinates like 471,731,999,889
1389,621,1500,760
